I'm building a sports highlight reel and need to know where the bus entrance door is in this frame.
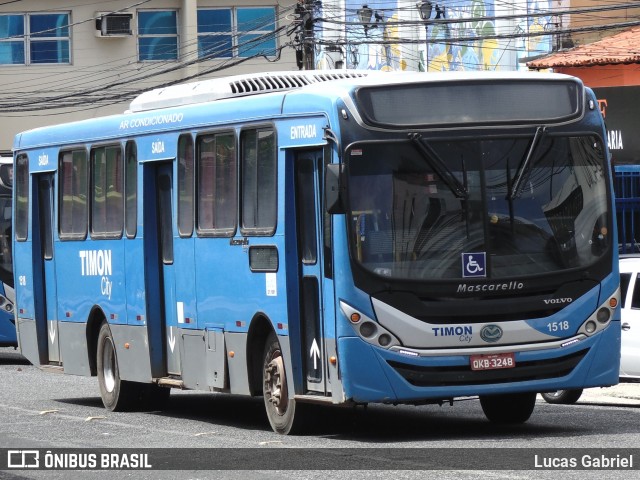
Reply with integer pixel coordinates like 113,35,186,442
294,151,329,395
33,173,60,364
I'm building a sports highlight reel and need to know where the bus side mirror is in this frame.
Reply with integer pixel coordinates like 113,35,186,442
325,163,345,214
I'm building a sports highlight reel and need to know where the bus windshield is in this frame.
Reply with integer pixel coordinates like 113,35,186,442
346,134,610,280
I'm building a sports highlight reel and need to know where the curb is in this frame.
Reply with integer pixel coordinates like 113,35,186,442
577,383,640,405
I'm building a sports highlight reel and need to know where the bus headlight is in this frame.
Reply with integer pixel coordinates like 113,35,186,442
359,321,377,338
0,295,12,313
578,290,618,337
596,307,610,324
340,301,400,349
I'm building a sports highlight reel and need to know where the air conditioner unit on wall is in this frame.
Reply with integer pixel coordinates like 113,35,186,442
95,12,133,37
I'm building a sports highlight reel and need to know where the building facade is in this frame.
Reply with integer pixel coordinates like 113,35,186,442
0,0,296,152
563,0,640,48
6,0,627,152
528,26,640,165
315,0,559,73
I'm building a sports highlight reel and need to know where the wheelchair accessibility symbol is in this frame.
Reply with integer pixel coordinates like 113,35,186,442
462,252,486,278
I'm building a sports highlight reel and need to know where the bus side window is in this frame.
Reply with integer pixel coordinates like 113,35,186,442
197,132,236,236
59,149,88,239
323,147,333,279
91,145,123,238
15,154,29,241
178,134,194,237
296,157,317,264
240,128,276,235
125,141,137,238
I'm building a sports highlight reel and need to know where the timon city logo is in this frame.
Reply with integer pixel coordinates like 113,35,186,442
79,249,113,300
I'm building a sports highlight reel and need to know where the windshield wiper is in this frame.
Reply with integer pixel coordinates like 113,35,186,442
409,133,468,199
508,126,546,200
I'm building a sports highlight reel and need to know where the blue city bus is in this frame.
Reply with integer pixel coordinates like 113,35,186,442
13,71,620,434
0,157,15,347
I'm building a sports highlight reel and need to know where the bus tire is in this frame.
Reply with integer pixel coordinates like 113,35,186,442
540,389,583,404
480,392,537,424
262,332,305,434
96,322,138,412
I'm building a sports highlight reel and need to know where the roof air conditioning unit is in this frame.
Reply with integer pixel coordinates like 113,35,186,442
95,12,133,37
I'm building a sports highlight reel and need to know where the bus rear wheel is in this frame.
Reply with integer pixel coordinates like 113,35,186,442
480,392,537,424
96,322,139,412
262,332,305,434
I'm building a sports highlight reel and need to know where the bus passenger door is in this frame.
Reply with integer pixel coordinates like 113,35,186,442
143,162,180,377
157,163,181,375
295,150,329,394
32,173,60,363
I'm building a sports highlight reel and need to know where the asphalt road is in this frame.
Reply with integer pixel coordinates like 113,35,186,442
1,346,640,480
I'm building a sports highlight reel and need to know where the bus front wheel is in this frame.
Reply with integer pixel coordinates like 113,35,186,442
479,392,537,424
262,332,305,434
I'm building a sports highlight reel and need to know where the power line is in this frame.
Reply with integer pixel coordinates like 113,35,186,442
0,1,291,94
2,2,639,114
0,30,293,112
325,1,640,28
0,5,297,113
316,19,640,46
313,1,640,68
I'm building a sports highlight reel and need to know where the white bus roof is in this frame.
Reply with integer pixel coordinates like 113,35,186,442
128,70,370,113
127,70,579,114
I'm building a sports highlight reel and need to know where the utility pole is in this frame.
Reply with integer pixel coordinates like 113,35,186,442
303,0,315,70
293,0,316,70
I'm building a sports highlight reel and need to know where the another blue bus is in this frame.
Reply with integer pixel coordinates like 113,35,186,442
13,71,620,433
0,157,15,347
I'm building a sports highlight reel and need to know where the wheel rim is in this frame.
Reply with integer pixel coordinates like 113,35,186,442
102,337,116,393
546,391,562,398
264,351,288,416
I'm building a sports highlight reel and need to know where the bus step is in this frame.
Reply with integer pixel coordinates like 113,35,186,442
155,377,185,389
294,394,334,405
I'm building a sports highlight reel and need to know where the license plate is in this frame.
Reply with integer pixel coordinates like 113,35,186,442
470,352,516,371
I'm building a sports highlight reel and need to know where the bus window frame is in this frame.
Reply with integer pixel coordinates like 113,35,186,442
177,133,195,238
124,140,137,239
14,153,29,242
58,147,89,241
89,143,124,240
195,129,237,238
239,124,277,237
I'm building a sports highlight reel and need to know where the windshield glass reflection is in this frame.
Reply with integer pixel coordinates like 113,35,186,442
347,135,609,280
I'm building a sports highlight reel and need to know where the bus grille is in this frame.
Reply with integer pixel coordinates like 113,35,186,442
387,349,588,387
